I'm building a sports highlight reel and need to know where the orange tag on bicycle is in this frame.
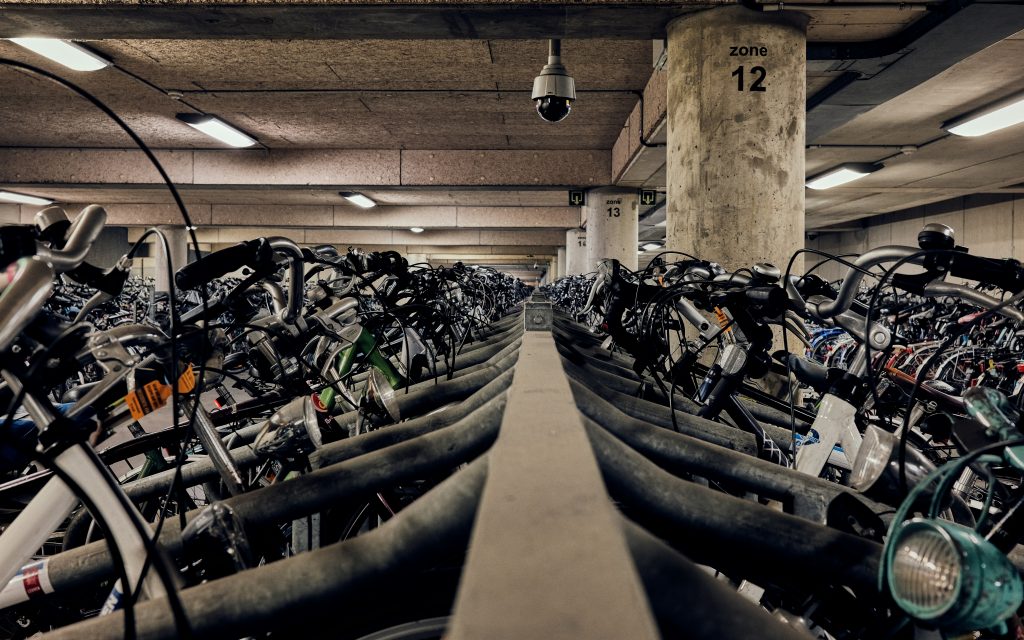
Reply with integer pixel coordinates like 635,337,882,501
713,306,732,332
176,364,196,393
124,365,196,420
125,380,171,420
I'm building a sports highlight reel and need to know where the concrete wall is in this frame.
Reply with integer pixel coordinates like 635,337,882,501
806,194,1021,282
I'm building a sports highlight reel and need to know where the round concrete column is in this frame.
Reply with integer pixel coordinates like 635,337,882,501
154,225,189,293
666,6,807,272
556,247,566,280
586,188,639,272
564,228,587,275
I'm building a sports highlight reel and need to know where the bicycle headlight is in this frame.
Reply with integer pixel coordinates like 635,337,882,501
888,518,1022,632
365,368,400,422
850,425,896,491
254,395,322,461
850,425,935,499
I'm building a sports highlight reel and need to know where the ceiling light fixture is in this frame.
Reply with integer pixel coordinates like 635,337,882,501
409,227,424,234
9,38,111,72
176,113,257,148
0,190,53,206
340,192,377,209
806,163,881,190
641,242,663,252
944,94,1024,137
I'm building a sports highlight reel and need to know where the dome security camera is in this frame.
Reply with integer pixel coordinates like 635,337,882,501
532,40,576,123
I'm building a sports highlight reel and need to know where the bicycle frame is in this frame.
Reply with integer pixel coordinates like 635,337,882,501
0,391,167,612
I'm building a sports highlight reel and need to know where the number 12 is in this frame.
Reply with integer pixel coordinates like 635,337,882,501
732,66,766,92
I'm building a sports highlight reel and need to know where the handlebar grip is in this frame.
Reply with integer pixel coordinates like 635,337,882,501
175,240,266,290
949,253,1024,293
66,261,130,297
745,286,786,309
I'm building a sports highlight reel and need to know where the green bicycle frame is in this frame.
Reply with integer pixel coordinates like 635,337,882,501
318,325,404,412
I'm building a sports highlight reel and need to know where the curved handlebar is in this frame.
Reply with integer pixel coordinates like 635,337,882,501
922,281,1024,323
711,272,752,287
35,205,107,272
810,246,923,319
267,237,304,323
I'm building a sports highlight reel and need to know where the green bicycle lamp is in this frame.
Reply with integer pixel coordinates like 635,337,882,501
886,518,1023,633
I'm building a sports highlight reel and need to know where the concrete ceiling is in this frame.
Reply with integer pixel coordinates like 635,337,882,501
2,0,1013,276
0,38,649,150
806,23,1024,228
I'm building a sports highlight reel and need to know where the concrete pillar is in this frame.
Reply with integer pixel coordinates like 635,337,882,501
666,6,807,273
586,188,639,272
564,228,588,275
556,247,566,280
155,225,189,293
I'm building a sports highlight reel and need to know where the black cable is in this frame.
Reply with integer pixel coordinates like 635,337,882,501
127,229,193,635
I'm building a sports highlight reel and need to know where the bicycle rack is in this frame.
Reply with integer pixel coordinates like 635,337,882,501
34,297,880,640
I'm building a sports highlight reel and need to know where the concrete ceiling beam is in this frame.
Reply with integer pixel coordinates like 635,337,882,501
805,3,1024,143
399,150,608,187
611,70,668,185
0,4,709,40
15,203,580,229
123,225,566,247
0,148,609,188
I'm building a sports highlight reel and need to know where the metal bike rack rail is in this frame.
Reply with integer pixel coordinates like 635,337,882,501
35,298,872,639
447,297,659,640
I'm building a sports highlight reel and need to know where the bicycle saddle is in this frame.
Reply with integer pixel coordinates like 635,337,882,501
774,352,831,394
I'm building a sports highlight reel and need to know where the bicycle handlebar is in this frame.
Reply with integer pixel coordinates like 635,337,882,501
267,237,304,323
35,205,107,273
175,239,267,290
175,237,304,322
806,245,923,319
922,281,1024,323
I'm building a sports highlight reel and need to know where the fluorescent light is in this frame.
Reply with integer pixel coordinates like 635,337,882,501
945,95,1024,137
0,190,53,206
654,220,666,228
9,38,110,72
641,242,663,252
409,227,424,233
806,163,880,190
340,192,376,209
176,113,256,148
